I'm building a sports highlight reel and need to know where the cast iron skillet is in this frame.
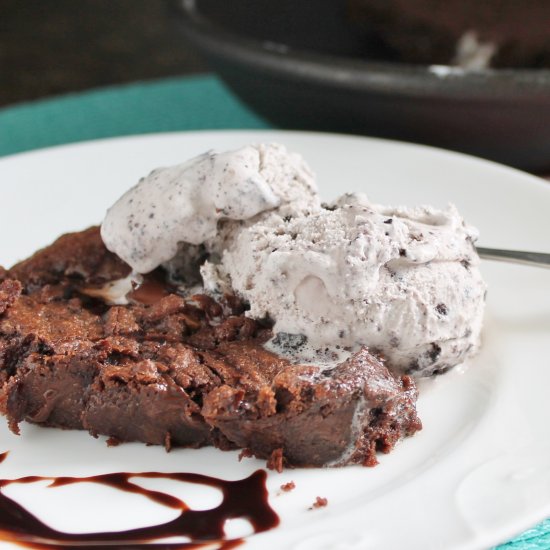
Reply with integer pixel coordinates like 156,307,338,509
176,0,550,171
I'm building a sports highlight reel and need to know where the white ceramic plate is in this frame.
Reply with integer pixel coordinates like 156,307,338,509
1,131,550,550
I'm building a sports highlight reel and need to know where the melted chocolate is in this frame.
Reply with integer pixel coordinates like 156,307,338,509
128,271,177,305
80,270,177,307
0,452,7,464
0,469,278,549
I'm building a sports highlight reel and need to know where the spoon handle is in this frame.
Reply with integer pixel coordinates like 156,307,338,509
477,247,550,269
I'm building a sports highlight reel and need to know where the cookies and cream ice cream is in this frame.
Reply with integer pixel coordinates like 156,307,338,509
101,143,319,273
207,193,486,376
101,144,486,377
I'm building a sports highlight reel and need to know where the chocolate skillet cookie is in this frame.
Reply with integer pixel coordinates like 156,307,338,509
0,227,421,468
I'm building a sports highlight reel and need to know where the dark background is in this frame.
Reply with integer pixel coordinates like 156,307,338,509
0,0,207,107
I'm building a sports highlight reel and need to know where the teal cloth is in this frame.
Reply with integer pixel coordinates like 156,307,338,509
495,521,550,550
0,75,269,157
0,74,548,549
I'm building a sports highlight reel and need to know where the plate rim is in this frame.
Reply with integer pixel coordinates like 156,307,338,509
1,129,549,550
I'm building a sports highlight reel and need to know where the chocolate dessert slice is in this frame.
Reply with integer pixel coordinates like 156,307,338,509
0,228,421,468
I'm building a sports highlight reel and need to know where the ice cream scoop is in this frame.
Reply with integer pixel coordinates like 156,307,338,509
101,143,319,273
207,193,486,376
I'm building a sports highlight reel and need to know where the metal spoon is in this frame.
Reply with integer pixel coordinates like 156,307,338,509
477,247,550,269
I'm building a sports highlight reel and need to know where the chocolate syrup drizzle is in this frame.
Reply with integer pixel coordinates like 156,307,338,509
0,467,278,549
